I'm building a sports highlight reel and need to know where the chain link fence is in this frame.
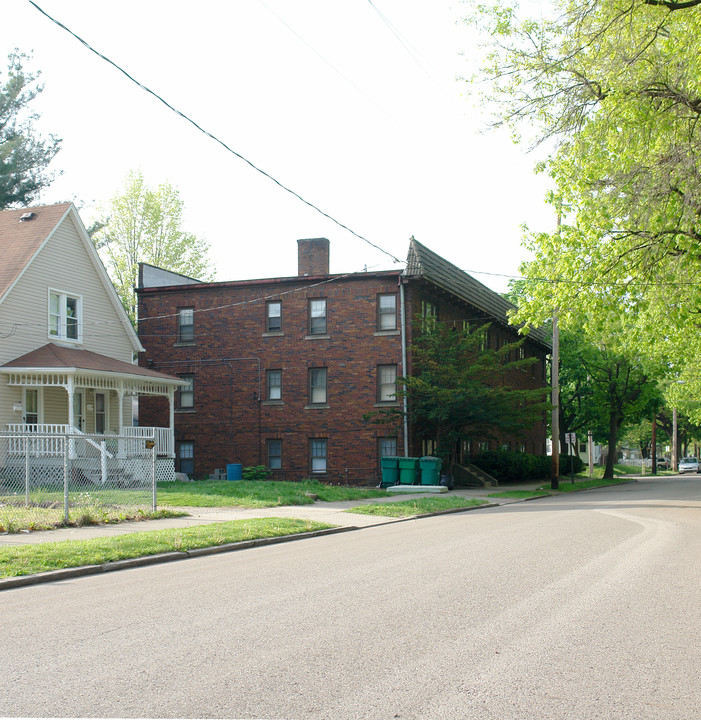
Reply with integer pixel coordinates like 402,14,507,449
0,431,157,533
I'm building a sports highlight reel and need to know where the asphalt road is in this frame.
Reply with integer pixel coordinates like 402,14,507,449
2,477,700,719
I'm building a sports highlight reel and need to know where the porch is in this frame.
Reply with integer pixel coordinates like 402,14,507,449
2,425,175,485
1,344,186,482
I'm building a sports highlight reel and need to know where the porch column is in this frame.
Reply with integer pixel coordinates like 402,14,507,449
117,385,125,431
66,377,75,430
168,388,175,457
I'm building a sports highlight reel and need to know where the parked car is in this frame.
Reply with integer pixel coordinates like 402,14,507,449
678,457,700,474
656,457,670,469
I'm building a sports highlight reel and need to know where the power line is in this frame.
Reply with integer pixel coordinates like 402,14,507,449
27,0,403,266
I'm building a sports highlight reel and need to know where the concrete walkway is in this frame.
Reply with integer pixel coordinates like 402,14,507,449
0,483,550,547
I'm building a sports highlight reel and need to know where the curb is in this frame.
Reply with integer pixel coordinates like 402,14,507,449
1,484,628,590
0,525,355,591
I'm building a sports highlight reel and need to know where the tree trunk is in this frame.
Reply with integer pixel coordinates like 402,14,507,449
604,412,620,479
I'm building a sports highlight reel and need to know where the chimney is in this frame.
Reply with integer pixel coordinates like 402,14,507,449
297,238,330,277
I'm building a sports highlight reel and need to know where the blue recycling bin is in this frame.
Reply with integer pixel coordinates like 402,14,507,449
227,463,243,481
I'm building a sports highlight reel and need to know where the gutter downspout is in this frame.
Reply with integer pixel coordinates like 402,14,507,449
400,274,409,457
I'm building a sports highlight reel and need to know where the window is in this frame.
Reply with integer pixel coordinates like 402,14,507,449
49,289,81,341
479,329,491,352
309,298,327,335
177,441,194,476
309,367,327,405
178,374,194,409
266,370,282,401
377,364,397,403
310,438,327,473
421,299,438,330
266,301,282,332
379,437,397,458
422,438,437,456
267,439,282,470
377,294,397,331
176,308,194,343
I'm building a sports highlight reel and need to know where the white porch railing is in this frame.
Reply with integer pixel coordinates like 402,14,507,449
5,424,69,456
5,424,173,458
119,426,174,457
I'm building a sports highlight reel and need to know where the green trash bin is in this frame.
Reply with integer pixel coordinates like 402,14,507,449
380,456,400,487
420,456,442,485
398,457,419,484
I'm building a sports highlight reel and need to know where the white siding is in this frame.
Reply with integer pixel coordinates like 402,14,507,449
0,210,138,429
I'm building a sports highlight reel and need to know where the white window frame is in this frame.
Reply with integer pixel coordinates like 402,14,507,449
48,288,82,342
267,438,282,470
309,367,327,405
177,440,195,475
178,374,195,409
379,437,397,458
378,294,397,331
177,307,194,344
22,388,42,425
266,301,282,332
377,364,397,403
94,391,108,434
310,438,327,474
267,370,282,401
309,298,327,335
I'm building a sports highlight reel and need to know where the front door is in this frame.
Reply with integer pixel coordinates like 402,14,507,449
23,388,39,425
95,392,107,434
73,390,85,431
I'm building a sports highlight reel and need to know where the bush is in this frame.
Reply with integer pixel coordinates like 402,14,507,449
242,465,273,481
470,450,583,482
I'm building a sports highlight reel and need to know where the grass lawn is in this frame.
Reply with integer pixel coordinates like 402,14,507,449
0,517,333,579
487,490,551,499
346,496,489,518
0,503,187,534
157,479,387,508
538,477,634,492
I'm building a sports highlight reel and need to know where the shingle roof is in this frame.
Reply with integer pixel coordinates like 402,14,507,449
1,343,181,383
0,203,72,301
405,238,551,349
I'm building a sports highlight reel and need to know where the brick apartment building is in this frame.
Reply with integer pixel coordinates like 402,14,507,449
136,237,551,482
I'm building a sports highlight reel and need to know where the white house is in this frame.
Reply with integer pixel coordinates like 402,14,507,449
0,202,183,481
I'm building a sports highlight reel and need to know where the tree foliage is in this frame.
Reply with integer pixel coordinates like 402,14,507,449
0,51,61,208
91,170,215,323
466,0,701,415
366,321,548,467
558,328,662,477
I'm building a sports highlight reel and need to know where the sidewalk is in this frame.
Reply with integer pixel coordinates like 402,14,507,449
0,483,547,547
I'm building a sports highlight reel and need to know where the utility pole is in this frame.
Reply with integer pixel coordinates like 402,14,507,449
588,430,593,478
672,408,678,472
551,309,560,490
651,416,657,475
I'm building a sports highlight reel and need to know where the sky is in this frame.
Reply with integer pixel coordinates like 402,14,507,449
1,0,555,294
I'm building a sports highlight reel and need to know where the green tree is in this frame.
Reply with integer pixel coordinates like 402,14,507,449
366,321,548,468
91,170,215,323
558,326,661,478
0,51,61,208
466,0,701,414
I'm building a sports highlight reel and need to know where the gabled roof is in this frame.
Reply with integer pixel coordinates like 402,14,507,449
405,238,551,349
0,202,143,354
0,343,182,384
0,203,72,301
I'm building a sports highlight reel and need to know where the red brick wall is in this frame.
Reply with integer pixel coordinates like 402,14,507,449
138,273,549,480
138,272,406,480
